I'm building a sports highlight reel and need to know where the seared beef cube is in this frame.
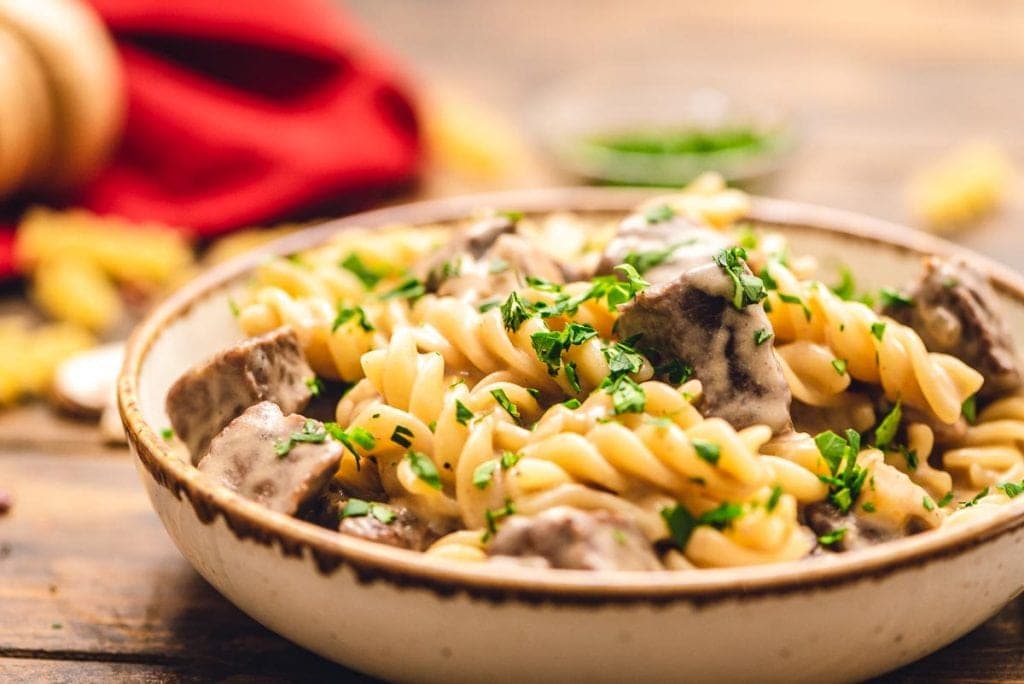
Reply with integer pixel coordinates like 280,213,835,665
884,257,1022,399
487,506,660,571
166,327,314,463
303,486,433,550
617,262,792,433
596,212,730,284
422,214,517,290
198,402,341,516
804,501,896,552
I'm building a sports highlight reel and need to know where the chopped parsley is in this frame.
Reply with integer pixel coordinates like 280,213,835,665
900,446,919,471
455,400,474,426
661,501,744,550
501,451,521,468
274,419,327,458
759,266,778,291
603,338,645,379
831,267,856,301
879,287,914,308
874,400,902,450
482,499,517,542
817,528,847,547
922,496,936,512
160,427,174,441
754,328,774,346
305,376,324,397
332,305,374,332
713,247,767,310
390,424,414,448
737,225,758,250
870,321,886,341
961,487,990,508
962,395,977,424
766,485,784,512
479,299,501,313
624,243,680,275
407,451,442,490
498,209,524,222
228,298,240,317
862,501,876,513
490,388,520,420
604,375,646,414
564,361,582,393
814,429,868,514
997,480,1024,498
525,275,563,293
644,204,676,224
530,323,597,375
592,264,649,310
380,277,425,301
778,292,812,321
324,422,376,468
692,439,721,465
500,291,532,331
654,358,693,384
473,460,498,489
562,398,582,409
340,253,385,289
831,359,848,376
341,498,396,524
937,491,955,507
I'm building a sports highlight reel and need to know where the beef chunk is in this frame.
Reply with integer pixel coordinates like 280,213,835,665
198,402,341,516
302,486,433,550
487,506,660,571
617,262,792,433
804,501,897,552
166,327,313,463
420,215,566,300
596,212,730,284
884,257,1022,399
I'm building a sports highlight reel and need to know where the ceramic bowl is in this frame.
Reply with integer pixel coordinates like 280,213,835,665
119,189,1024,683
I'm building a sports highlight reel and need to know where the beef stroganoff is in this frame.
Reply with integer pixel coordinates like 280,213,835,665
164,174,1024,571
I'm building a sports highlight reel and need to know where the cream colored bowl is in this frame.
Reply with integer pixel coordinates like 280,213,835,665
119,189,1024,683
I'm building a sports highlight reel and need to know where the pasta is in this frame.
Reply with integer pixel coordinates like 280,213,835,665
178,175,1024,572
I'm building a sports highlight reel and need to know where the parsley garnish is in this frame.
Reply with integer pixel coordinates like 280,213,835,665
997,480,1024,498
604,375,646,414
692,439,721,465
961,487,989,508
500,291,532,331
624,244,680,275
870,321,886,341
766,485,783,512
274,419,327,458
341,499,396,524
644,204,676,224
332,305,374,332
562,398,582,409
754,328,774,346
381,277,425,301
530,323,597,375
778,292,812,321
501,451,520,468
817,528,847,547
305,376,324,397
390,425,414,448
661,501,744,549
962,395,977,424
759,266,778,291
814,429,868,513
713,247,767,310
479,299,501,313
473,460,497,489
564,361,582,393
498,209,524,222
160,428,174,441
525,275,563,293
937,491,955,507
593,264,650,310
407,451,442,490
490,388,520,420
831,359,847,376
603,339,645,379
340,253,385,289
862,501,876,513
831,267,856,301
455,400,474,426
482,499,517,542
922,496,936,511
654,358,693,384
323,422,375,469
228,299,240,317
874,400,902,450
879,287,914,308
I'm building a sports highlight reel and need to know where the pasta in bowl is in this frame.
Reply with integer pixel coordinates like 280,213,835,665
119,178,1024,681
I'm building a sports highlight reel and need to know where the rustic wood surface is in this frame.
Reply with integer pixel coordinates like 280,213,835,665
3,1,1024,681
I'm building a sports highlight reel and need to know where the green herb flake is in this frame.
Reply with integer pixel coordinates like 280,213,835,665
644,204,676,224
611,529,628,546
960,487,990,508
813,429,867,514
499,291,532,331
714,247,767,310
340,253,385,289
962,395,977,425
482,499,517,541
323,423,375,469
332,305,374,332
831,359,848,376
997,480,1024,498
879,287,915,308
370,503,397,524
831,267,856,301
455,400,474,426
479,299,501,313
407,450,442,490
341,498,370,518
564,361,582,393
862,501,877,513
490,388,521,420
562,398,582,409
381,276,426,301
605,375,646,415
305,376,324,397
778,292,812,321
818,528,847,546
692,439,721,465
603,339,645,379
472,460,498,489
501,451,521,469
870,321,886,341
754,328,774,346
759,266,778,291
160,428,174,441
923,496,936,512
874,400,902,450
766,485,783,512
390,424,414,448
228,298,240,317
498,209,524,223
937,491,955,507
274,419,328,458
530,323,597,375
624,243,680,275
655,358,693,385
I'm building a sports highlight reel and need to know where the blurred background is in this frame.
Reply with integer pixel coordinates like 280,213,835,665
0,0,1022,678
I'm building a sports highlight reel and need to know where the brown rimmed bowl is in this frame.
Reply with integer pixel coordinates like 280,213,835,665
118,189,1024,683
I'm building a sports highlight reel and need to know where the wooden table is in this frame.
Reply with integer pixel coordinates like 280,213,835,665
3,1,1024,680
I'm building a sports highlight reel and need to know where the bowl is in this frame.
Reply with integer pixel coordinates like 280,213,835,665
119,188,1024,683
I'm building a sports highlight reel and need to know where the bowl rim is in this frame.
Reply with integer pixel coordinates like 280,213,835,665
119,187,1024,605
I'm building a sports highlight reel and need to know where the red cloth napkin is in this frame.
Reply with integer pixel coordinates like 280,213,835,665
0,0,420,279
